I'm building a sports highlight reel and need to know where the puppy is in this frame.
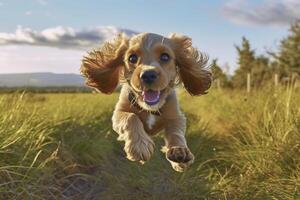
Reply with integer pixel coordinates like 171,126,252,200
80,33,211,172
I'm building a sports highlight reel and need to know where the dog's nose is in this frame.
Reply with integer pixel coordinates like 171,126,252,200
141,70,158,84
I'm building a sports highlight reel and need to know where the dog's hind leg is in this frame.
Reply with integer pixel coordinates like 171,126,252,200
112,111,155,163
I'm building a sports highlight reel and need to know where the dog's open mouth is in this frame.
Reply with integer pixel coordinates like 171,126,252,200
142,90,160,105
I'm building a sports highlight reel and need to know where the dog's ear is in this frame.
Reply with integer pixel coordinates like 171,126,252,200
80,33,128,94
169,33,212,95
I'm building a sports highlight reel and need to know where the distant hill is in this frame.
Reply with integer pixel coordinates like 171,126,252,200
0,73,85,87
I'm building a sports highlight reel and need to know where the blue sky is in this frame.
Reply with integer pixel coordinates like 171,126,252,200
0,0,298,74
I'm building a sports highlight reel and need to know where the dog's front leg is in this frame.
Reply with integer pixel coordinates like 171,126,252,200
163,115,195,172
112,110,155,162
161,92,194,172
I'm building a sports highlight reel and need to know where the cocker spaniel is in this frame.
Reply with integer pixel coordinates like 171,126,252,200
80,33,211,172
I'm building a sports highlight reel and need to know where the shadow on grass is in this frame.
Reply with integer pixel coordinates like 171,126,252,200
47,111,230,200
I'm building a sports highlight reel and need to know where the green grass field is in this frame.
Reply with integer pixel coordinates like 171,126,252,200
0,87,299,200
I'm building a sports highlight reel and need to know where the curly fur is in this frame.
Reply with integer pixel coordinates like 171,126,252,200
81,32,212,172
80,33,128,94
169,33,212,95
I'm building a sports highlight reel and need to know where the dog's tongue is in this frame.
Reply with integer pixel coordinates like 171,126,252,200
142,90,160,105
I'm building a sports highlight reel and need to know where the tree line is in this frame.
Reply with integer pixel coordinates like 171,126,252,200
212,21,300,89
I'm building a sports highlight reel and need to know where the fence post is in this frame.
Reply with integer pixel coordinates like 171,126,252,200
274,73,278,87
247,73,251,93
217,79,221,91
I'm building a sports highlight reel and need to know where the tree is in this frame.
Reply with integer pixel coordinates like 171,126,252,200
232,37,256,88
211,59,229,88
274,21,300,77
251,55,272,87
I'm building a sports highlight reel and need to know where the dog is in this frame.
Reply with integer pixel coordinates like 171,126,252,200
80,33,211,172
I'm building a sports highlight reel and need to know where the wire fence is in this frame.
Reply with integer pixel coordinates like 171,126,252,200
213,73,299,92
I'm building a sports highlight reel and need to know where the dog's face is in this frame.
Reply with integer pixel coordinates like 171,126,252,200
81,33,212,111
123,34,178,110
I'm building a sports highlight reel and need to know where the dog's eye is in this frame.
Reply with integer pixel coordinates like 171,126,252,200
160,53,170,62
128,54,138,64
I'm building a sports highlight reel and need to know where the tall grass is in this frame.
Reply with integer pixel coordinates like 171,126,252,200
0,93,119,199
0,87,299,199
180,86,300,199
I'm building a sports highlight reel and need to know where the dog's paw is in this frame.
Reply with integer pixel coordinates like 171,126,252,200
166,146,194,163
124,134,155,163
166,146,194,172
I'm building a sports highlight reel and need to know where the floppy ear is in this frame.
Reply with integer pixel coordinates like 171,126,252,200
80,33,128,94
169,33,212,95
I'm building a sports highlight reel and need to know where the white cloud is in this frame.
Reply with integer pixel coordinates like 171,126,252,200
25,11,32,16
0,26,138,74
36,0,47,5
222,0,300,26
0,2,3,6
0,26,137,49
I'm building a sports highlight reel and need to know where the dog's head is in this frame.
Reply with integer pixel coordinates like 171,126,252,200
81,33,211,111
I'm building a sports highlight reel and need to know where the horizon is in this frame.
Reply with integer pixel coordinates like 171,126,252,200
1,0,299,75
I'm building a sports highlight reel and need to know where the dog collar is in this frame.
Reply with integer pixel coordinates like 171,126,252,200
128,90,162,116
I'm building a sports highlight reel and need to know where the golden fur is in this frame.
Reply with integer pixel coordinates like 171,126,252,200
81,33,211,172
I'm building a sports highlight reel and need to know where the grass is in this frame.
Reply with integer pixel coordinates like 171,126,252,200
0,86,299,200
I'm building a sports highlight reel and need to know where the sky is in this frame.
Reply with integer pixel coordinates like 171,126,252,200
0,0,299,75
